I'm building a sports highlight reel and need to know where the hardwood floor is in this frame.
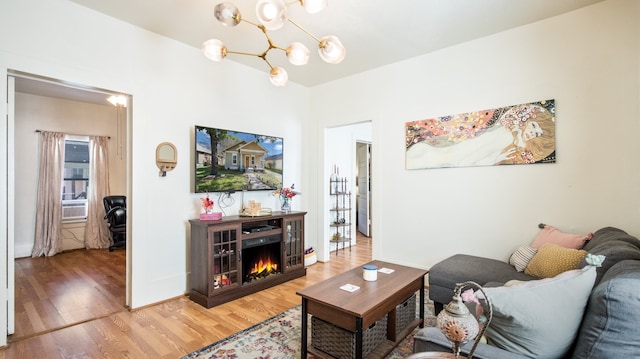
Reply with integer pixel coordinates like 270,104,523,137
2,234,372,358
11,248,127,342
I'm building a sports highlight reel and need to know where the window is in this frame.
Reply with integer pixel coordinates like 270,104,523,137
232,153,238,165
62,139,89,222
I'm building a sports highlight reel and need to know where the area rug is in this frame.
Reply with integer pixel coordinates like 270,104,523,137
183,296,436,359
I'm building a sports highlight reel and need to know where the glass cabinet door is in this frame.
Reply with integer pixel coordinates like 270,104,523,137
209,226,239,294
283,216,304,270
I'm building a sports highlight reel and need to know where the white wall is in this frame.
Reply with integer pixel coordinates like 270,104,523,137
311,0,640,270
1,0,638,347
0,0,312,327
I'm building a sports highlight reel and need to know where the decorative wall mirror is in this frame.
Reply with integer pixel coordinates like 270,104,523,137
156,142,177,176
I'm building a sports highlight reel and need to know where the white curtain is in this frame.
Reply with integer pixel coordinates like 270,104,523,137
32,131,65,257
84,136,111,249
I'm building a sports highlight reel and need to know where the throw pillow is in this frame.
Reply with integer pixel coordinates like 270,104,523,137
509,246,538,272
531,224,591,249
571,260,640,358
481,266,596,359
525,243,587,278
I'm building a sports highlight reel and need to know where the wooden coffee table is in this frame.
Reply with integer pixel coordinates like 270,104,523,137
297,260,428,358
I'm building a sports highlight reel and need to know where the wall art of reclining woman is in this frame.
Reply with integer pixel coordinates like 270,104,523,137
405,99,556,169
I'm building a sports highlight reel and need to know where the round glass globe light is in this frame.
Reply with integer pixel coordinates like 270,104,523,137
214,2,241,27
287,42,310,65
201,39,227,62
302,0,327,14
256,0,287,30
270,67,288,87
318,35,346,64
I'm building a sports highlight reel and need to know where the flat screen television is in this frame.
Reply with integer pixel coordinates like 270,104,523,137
195,125,284,193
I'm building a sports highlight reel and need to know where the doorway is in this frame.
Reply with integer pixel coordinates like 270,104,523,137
323,122,372,261
7,71,130,338
356,141,371,237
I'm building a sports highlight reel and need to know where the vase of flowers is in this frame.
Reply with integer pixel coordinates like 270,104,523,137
201,193,214,214
273,184,299,213
281,197,291,213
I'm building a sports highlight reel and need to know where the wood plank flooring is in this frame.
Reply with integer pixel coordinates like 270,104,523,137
12,248,127,342
2,235,372,358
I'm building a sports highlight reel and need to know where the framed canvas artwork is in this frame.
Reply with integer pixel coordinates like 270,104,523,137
405,99,556,169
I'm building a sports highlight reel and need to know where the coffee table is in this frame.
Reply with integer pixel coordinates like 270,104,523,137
297,260,428,358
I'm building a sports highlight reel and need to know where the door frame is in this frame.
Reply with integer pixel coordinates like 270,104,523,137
4,70,132,341
356,141,371,237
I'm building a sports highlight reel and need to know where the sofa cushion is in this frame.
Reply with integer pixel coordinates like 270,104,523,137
481,266,596,359
571,260,640,358
581,227,640,252
428,254,536,306
578,227,640,285
412,327,532,359
524,243,587,278
509,246,537,272
531,224,591,249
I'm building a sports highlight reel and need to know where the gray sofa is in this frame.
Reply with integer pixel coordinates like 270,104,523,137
414,226,640,358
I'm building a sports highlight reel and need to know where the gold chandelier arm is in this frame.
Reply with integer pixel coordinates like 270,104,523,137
287,18,320,42
226,49,265,57
256,25,281,51
225,23,288,66
240,17,261,28
205,0,339,86
262,57,275,70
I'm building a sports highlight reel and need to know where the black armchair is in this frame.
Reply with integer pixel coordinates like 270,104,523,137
103,195,126,251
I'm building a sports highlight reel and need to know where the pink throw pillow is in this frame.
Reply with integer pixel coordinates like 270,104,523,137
531,225,592,249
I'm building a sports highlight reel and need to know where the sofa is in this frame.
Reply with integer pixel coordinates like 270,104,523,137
414,226,640,358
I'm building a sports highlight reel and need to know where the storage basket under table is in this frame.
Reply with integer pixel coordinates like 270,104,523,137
311,315,388,358
392,293,417,337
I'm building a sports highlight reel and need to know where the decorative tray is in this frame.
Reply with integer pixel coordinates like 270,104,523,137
239,209,273,217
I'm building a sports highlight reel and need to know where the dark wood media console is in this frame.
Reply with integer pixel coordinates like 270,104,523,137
188,211,306,308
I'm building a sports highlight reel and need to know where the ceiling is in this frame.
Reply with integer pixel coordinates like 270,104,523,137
66,0,603,87
17,0,604,101
14,76,117,106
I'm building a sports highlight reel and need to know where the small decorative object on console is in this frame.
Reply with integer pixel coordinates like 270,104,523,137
273,184,300,213
240,200,273,217
200,193,222,220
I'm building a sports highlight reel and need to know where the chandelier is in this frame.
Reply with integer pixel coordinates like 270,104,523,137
202,0,346,87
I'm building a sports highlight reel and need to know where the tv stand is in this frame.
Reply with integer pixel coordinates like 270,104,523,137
188,211,306,308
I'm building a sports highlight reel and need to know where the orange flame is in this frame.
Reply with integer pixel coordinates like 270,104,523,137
250,257,278,275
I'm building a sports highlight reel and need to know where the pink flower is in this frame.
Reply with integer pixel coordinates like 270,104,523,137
200,193,214,212
461,289,479,304
273,184,300,199
461,289,484,318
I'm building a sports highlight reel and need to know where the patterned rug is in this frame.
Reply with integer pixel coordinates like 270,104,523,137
183,295,436,359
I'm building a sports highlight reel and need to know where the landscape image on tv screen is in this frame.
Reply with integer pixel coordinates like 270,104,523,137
195,125,284,193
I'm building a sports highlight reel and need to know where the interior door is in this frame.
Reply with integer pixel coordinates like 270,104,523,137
357,142,371,236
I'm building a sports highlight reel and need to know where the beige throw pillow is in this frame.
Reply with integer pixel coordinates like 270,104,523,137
525,243,587,278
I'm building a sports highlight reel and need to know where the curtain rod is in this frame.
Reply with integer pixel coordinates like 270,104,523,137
35,129,111,139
